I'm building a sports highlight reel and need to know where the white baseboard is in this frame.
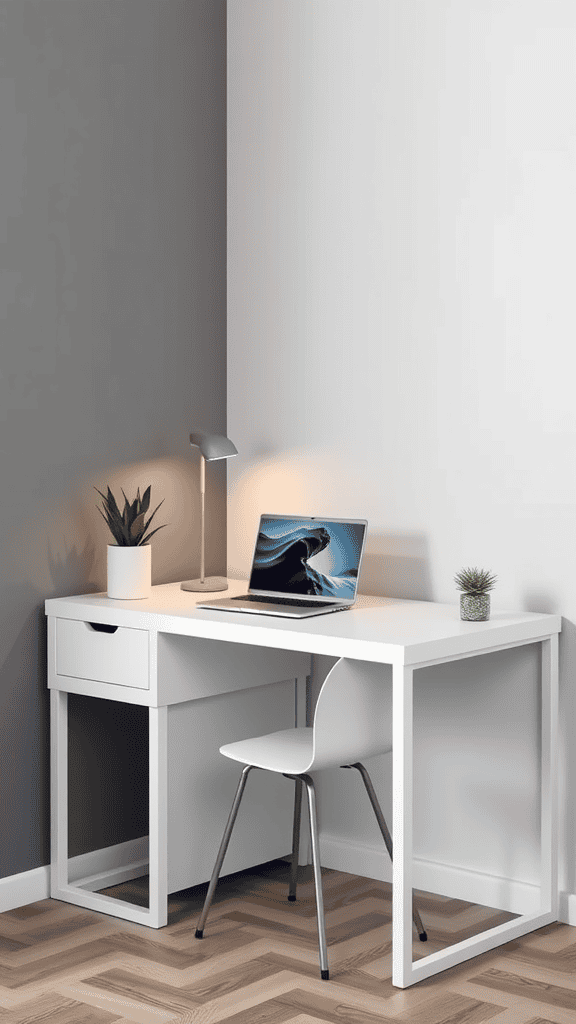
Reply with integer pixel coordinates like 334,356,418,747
67,836,149,892
0,865,51,914
4,833,574,926
0,836,149,914
560,891,576,925
320,833,542,917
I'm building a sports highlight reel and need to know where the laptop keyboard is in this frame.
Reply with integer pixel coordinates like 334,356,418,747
231,594,337,609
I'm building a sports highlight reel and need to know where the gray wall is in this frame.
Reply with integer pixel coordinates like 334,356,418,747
0,0,227,877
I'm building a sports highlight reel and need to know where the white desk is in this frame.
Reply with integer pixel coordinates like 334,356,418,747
45,580,560,988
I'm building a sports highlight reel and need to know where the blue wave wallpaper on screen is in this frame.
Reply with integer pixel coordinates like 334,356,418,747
249,517,366,598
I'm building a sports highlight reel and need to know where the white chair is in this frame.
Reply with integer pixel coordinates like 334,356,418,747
194,656,427,980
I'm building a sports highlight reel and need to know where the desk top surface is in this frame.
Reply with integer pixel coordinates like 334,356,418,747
45,580,561,667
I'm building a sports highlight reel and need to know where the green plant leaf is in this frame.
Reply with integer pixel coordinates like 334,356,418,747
96,505,114,532
139,524,167,546
130,511,146,541
95,484,166,546
141,499,165,537
140,485,151,515
454,567,497,594
95,487,115,520
96,507,124,546
106,487,122,521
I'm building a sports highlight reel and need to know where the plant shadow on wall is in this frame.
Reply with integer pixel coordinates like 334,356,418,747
47,537,98,596
360,533,433,600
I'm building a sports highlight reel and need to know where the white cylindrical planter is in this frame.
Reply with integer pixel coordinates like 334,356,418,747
107,544,152,600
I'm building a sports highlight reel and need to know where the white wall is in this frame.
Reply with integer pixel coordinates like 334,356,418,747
227,1,576,913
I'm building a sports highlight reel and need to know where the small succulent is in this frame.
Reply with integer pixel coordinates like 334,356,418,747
454,567,498,596
95,485,166,546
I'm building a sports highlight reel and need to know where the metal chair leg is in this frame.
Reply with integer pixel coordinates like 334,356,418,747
344,762,427,942
288,777,303,901
195,764,255,939
285,772,330,980
303,773,330,981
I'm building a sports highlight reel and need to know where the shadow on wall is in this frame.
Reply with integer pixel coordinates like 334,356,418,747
523,590,559,615
47,538,98,597
360,533,433,600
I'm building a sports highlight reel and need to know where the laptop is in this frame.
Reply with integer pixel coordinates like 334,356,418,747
198,514,367,618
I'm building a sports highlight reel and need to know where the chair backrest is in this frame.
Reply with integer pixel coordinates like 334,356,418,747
310,657,393,771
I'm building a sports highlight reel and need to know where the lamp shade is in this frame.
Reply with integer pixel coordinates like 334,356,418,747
189,431,238,461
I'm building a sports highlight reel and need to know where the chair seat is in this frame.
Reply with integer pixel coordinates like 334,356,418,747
220,727,314,774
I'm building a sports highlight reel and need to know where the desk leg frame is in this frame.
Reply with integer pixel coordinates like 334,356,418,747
50,689,69,895
392,635,559,988
148,706,168,927
50,690,168,927
392,663,414,988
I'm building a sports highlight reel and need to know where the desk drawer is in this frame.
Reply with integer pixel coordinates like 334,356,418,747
56,618,149,690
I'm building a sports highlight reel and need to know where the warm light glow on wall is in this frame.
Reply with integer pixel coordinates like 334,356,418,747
85,458,198,589
15,458,200,595
227,448,340,579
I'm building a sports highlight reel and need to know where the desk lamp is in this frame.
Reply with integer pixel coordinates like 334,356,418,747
180,430,238,592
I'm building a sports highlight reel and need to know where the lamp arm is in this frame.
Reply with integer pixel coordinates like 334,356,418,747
181,431,236,593
200,454,205,584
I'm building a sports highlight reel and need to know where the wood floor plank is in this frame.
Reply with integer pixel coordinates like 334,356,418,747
14,912,100,948
182,957,294,1004
179,993,303,1024
324,937,393,975
0,939,118,990
274,985,397,1024
56,981,181,1024
525,1018,567,1024
505,939,576,976
0,936,28,955
521,924,576,952
0,990,121,1023
221,912,319,947
258,953,327,981
106,932,199,969
216,901,322,932
82,967,202,1016
3,904,52,922
394,990,504,1024
177,925,262,963
281,1015,337,1024
469,968,576,1011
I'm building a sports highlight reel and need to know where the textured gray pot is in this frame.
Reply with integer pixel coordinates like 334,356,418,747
460,593,490,621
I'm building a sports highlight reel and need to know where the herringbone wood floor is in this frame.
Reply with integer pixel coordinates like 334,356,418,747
0,860,574,1023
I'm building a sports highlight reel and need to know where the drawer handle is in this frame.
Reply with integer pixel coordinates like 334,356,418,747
87,622,118,634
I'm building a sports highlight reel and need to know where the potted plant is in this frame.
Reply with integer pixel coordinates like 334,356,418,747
95,485,166,599
454,567,497,621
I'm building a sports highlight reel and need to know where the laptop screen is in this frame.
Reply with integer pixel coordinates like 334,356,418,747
248,515,367,600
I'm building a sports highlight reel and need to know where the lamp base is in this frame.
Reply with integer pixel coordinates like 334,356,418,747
180,577,229,593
